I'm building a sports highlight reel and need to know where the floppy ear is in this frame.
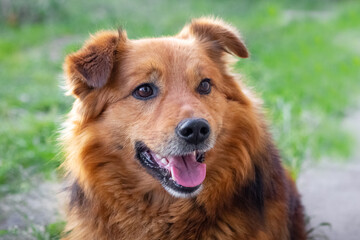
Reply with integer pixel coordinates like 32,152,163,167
178,17,249,58
64,30,127,98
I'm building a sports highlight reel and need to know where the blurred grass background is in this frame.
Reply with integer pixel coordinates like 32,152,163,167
0,0,359,239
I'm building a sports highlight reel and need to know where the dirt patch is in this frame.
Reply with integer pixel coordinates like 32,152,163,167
334,31,360,55
282,9,336,25
298,107,360,240
0,180,65,239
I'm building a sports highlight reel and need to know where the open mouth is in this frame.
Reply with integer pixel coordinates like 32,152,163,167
135,141,206,197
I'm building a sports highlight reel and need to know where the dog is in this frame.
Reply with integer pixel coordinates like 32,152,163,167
61,17,306,239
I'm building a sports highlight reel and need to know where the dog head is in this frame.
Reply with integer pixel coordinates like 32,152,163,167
64,18,258,198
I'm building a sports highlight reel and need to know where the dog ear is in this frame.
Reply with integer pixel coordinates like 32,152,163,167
178,17,248,58
64,30,127,98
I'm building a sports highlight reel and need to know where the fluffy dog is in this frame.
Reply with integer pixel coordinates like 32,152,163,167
61,18,306,239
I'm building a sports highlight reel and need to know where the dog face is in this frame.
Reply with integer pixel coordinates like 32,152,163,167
64,18,249,198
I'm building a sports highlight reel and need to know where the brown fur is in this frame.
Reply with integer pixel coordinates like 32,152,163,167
61,18,306,239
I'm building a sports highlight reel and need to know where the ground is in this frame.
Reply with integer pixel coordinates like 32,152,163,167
0,181,63,240
298,107,360,240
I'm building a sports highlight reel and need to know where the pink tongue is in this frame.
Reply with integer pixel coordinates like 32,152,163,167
168,154,206,188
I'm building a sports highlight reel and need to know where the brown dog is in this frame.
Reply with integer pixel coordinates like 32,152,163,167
61,18,306,239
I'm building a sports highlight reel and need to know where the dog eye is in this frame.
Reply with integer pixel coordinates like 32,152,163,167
132,83,157,100
197,78,211,95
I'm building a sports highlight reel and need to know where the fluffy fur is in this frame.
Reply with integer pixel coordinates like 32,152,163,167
61,18,306,239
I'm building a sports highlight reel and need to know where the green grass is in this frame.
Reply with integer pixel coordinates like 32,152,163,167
0,0,360,238
1,0,359,193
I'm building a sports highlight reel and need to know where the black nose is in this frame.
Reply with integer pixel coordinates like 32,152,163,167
176,118,210,145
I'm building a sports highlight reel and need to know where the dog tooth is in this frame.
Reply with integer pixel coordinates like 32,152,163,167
155,154,161,159
161,158,168,165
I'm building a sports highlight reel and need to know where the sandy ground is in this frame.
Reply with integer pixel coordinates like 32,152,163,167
298,109,360,240
0,181,64,239
0,181,63,230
